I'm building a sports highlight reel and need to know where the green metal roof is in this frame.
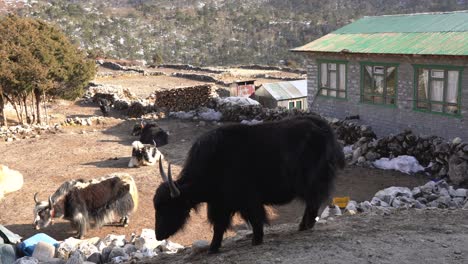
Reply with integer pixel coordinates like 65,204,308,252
293,11,468,56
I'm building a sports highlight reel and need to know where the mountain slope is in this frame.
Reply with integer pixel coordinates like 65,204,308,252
6,0,468,66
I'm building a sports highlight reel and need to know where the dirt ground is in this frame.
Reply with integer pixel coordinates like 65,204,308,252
2,71,457,264
150,209,468,264
0,98,430,247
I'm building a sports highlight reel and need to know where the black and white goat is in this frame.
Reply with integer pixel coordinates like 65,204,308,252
128,141,164,168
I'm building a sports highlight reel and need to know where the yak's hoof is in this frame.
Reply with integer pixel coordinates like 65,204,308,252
252,239,263,246
208,247,220,254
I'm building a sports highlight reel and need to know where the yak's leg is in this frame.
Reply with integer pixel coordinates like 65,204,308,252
207,204,232,254
299,200,320,231
73,213,87,239
240,203,267,246
119,215,129,227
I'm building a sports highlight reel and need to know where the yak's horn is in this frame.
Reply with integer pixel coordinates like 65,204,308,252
158,157,180,198
48,196,53,210
167,163,180,198
159,156,168,182
34,192,39,204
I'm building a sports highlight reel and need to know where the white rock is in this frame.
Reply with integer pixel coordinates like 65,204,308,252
157,240,184,254
32,242,55,261
14,257,39,264
374,186,412,205
344,200,357,215
102,235,126,247
191,240,210,254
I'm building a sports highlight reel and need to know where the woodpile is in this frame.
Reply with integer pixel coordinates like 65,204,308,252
154,85,214,112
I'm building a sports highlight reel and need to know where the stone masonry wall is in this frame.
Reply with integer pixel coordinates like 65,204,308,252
306,54,468,141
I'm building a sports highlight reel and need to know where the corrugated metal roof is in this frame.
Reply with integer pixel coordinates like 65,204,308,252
335,11,468,34
293,11,468,56
262,80,307,100
293,32,468,55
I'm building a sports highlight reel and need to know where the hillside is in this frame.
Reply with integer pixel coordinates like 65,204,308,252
3,0,468,65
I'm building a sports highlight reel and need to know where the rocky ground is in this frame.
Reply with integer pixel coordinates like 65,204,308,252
148,209,468,264
1,69,466,264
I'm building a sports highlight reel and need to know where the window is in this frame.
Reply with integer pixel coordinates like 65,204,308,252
414,65,462,116
318,60,347,99
288,101,295,109
296,100,302,110
361,63,398,106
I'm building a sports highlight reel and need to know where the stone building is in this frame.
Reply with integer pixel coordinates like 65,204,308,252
293,11,468,140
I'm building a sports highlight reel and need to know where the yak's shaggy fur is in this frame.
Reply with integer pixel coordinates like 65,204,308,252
34,173,138,238
154,115,345,253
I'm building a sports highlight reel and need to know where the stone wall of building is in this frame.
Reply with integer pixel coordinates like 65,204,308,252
306,54,468,140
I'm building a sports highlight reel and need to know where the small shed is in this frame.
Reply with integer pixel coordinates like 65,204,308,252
255,80,308,110
229,80,256,97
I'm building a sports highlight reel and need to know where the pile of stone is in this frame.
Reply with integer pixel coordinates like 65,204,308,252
156,64,225,74
97,60,145,74
61,116,106,127
344,180,468,216
14,229,184,264
83,84,139,110
328,119,376,145
347,128,468,185
0,124,61,142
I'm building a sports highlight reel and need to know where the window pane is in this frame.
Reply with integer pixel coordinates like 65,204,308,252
339,64,346,90
431,70,444,78
338,92,346,98
328,63,337,70
386,67,396,97
329,90,337,97
321,63,328,87
446,71,459,103
431,103,443,112
374,96,383,104
374,66,384,74
320,89,327,96
386,97,396,105
446,105,458,114
374,75,384,94
417,69,429,101
417,101,428,110
363,94,372,103
330,71,337,89
431,80,444,101
296,101,302,109
363,66,373,93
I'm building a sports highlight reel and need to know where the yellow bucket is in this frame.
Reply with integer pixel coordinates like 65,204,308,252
332,196,350,209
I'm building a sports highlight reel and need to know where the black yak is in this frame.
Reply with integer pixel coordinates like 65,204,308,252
33,173,138,239
153,115,345,253
132,121,169,147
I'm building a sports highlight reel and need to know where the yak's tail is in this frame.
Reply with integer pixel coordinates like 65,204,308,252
120,174,139,212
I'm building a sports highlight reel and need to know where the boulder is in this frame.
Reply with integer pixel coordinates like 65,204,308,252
32,242,56,261
0,244,17,264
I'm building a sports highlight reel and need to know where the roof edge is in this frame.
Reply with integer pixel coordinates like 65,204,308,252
362,10,468,18
289,50,468,59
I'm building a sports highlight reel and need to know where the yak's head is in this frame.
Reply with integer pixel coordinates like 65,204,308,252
33,193,54,230
154,158,191,241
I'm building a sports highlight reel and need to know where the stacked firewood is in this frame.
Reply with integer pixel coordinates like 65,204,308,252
154,85,214,111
